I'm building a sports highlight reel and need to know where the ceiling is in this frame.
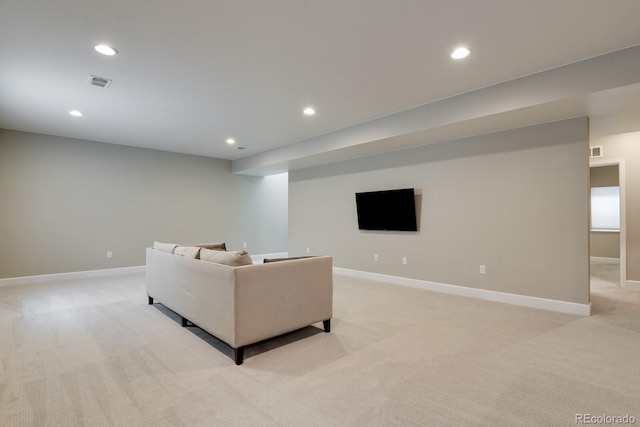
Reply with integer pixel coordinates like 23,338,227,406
2,0,640,175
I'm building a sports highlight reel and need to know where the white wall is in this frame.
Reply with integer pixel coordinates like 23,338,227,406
0,129,288,279
289,118,590,304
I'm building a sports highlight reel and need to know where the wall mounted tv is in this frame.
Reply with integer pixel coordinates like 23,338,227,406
355,188,418,231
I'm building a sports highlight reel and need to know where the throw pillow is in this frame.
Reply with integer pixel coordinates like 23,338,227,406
200,249,253,266
153,241,177,253
192,243,227,251
174,246,201,259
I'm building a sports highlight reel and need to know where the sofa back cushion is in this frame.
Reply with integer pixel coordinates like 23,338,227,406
263,256,315,263
153,241,177,253
192,242,227,251
200,249,253,266
174,246,201,259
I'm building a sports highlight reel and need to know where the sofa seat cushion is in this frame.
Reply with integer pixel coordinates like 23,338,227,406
153,241,177,253
200,248,253,266
174,246,201,259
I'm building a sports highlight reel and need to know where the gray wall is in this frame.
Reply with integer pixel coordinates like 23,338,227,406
590,165,619,187
589,165,620,258
0,129,287,279
590,233,620,259
289,118,590,304
590,130,640,281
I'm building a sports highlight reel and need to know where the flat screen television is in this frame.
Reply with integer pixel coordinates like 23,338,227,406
355,188,418,231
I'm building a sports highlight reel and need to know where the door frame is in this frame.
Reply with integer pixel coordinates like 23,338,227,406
589,158,626,288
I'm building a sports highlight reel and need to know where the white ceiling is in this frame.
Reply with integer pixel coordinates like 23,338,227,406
2,0,640,174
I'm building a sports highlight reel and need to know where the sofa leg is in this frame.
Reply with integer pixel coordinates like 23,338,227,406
181,316,189,327
148,296,154,305
323,319,331,333
234,347,245,365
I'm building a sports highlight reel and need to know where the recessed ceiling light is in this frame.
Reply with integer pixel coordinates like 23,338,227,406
303,107,316,116
69,110,83,117
95,44,118,56
226,138,236,145
451,47,470,59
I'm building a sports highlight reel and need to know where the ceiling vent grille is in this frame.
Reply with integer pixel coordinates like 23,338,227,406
589,146,603,158
88,75,113,88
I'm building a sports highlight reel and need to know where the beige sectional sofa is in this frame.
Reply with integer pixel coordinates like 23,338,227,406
145,245,333,365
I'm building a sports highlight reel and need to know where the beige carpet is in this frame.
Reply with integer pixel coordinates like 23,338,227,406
0,271,638,426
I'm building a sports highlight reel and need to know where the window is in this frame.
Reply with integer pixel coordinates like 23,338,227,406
590,186,620,231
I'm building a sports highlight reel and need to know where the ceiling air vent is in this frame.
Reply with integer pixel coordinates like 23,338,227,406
88,75,113,88
589,146,603,158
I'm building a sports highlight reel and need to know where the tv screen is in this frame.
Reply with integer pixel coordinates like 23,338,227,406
355,188,418,231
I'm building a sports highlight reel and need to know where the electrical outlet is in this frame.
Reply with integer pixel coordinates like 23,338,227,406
243,242,247,248
402,257,407,265
480,265,486,274
306,247,310,254
374,254,379,262
107,251,113,259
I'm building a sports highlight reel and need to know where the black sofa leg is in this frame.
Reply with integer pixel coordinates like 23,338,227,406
148,296,154,305
323,319,331,333
234,347,245,365
181,316,189,327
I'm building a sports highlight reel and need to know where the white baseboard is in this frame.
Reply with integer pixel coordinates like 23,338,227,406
333,267,591,316
0,266,146,288
627,280,640,291
0,252,290,288
250,252,289,263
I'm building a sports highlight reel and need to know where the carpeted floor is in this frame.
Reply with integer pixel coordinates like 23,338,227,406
0,269,638,426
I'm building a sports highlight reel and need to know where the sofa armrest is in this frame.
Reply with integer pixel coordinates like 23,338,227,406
232,256,333,347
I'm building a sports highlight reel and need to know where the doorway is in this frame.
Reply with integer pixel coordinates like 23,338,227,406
589,160,626,289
